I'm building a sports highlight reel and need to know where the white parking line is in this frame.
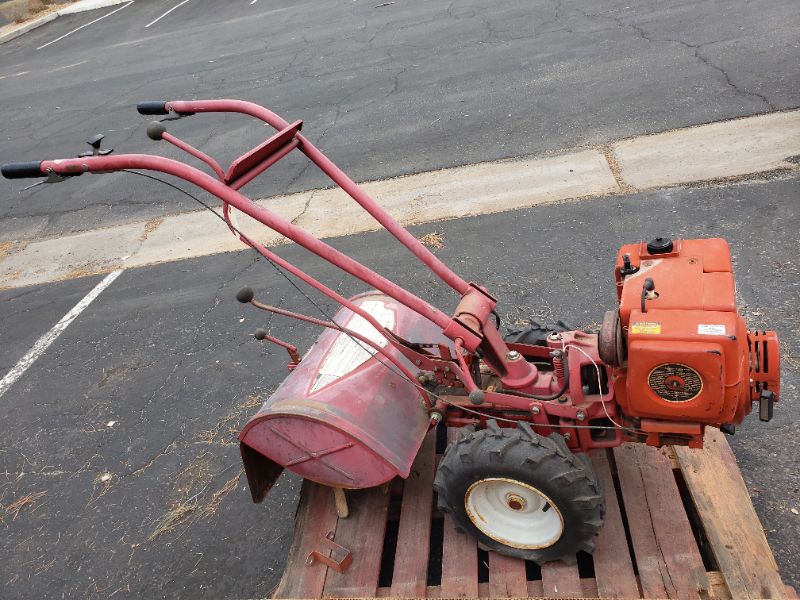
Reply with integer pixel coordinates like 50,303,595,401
0,269,124,399
0,71,29,80
36,1,134,50
145,0,191,28
47,60,89,73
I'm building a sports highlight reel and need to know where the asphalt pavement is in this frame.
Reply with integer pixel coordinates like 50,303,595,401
1,0,798,241
1,1,798,598
1,173,798,599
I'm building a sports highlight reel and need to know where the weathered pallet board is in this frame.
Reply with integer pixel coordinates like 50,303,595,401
440,429,479,599
391,432,437,598
613,443,711,598
273,427,795,599
674,428,788,599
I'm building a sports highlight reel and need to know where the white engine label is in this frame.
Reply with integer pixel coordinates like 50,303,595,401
697,324,726,336
310,300,395,393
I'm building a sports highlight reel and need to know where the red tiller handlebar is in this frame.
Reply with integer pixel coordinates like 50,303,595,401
145,99,472,296
41,152,455,330
1,99,541,391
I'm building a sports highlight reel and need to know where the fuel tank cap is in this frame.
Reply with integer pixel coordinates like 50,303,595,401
647,236,674,254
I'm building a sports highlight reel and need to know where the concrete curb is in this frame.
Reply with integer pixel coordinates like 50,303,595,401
0,0,130,44
0,109,798,290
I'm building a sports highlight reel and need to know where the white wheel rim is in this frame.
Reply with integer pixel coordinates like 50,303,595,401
465,477,564,549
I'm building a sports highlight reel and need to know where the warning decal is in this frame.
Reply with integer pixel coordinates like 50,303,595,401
310,300,395,393
630,321,662,335
697,324,726,335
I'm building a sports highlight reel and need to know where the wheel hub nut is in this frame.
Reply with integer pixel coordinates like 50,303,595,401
505,493,526,511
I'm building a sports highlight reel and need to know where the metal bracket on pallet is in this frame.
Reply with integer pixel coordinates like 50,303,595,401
305,531,352,573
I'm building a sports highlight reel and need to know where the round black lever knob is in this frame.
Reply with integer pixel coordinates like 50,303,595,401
236,287,255,303
146,121,167,141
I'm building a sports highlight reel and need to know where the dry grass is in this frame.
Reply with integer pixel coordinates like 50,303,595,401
171,452,217,500
147,396,261,540
148,499,197,541
4,490,47,520
150,468,243,540
598,144,636,194
0,0,65,23
140,217,164,242
197,471,242,519
0,240,14,262
62,261,113,281
418,231,445,249
196,394,262,447
84,471,114,508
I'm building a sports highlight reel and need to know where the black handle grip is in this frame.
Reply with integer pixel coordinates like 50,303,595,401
137,101,168,115
1,161,45,179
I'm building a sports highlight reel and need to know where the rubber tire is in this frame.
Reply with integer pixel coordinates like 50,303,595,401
434,420,605,564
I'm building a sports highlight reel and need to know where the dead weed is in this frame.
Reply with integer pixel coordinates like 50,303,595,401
196,394,262,447
4,490,47,520
1,0,64,24
418,231,445,249
150,468,243,540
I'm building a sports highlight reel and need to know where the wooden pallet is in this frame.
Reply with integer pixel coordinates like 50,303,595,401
274,427,796,599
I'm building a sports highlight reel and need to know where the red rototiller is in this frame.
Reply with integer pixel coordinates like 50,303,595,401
2,99,781,563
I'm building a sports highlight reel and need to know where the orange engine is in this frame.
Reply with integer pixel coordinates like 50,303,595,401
599,237,780,446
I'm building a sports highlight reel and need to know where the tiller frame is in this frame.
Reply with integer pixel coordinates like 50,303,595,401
2,99,780,564
5,98,627,447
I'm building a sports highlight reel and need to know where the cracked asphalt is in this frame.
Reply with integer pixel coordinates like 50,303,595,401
1,1,798,599
1,0,798,241
2,174,799,599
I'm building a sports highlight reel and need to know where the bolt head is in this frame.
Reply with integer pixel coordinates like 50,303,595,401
531,406,541,415
576,411,586,421
506,350,521,361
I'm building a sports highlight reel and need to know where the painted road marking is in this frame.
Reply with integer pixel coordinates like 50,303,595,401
0,70,29,80
0,109,798,290
0,269,124,399
145,0,191,28
47,60,90,73
0,62,85,80
36,1,134,50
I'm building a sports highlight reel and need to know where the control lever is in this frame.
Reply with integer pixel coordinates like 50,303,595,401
640,278,657,313
22,169,70,190
78,134,113,157
161,107,189,121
